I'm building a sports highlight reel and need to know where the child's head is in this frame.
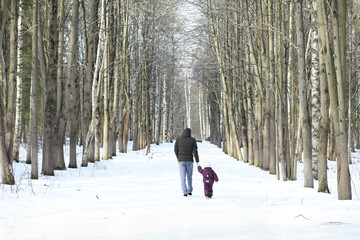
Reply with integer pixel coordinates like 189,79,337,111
204,161,211,168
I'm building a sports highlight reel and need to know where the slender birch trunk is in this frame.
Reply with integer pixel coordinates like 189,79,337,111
12,0,24,162
310,2,320,180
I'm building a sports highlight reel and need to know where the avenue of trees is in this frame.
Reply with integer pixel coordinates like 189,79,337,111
0,0,181,182
0,0,359,200
191,0,359,200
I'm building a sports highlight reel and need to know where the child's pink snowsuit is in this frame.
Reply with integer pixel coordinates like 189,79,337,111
197,166,219,198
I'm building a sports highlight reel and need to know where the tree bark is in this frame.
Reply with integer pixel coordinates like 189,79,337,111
82,0,106,167
317,13,330,192
317,0,351,199
330,0,351,200
12,0,24,162
310,2,320,180
54,0,66,170
0,92,14,184
5,0,17,163
82,0,98,163
0,0,8,125
66,0,80,168
42,0,58,176
102,0,110,160
296,0,313,188
30,0,39,179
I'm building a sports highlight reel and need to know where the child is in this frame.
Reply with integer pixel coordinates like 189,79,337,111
197,162,219,198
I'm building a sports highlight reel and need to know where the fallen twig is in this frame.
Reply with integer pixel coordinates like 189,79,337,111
293,214,310,220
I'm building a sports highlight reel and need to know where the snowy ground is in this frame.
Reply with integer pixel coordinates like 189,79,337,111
1,141,360,240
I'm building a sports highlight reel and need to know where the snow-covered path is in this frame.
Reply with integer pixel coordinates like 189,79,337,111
1,142,360,240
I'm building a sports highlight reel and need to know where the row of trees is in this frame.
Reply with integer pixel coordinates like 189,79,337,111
0,0,358,201
0,0,184,183
190,0,358,200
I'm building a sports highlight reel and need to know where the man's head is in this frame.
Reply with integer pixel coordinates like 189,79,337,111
185,128,191,134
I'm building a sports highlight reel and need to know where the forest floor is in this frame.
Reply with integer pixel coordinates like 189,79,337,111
1,141,360,240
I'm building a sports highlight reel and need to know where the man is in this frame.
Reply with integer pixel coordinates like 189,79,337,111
174,128,199,197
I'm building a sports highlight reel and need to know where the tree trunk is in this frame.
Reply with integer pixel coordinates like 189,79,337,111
82,0,106,167
317,0,351,199
185,73,191,128
102,1,110,160
42,0,58,176
5,0,17,163
246,75,254,165
82,0,98,162
30,0,39,179
155,72,162,145
0,94,14,184
0,0,7,127
296,0,313,188
310,1,320,180
67,0,80,168
54,0,66,170
12,0,24,162
118,0,131,153
263,0,274,171
162,73,169,142
288,1,297,180
317,13,330,192
330,0,351,200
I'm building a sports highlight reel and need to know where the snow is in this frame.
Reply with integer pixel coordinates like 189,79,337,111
1,141,360,240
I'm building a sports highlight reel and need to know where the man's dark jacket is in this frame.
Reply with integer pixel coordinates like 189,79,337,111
174,129,199,163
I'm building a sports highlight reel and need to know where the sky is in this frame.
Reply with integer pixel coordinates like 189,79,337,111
1,141,360,240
